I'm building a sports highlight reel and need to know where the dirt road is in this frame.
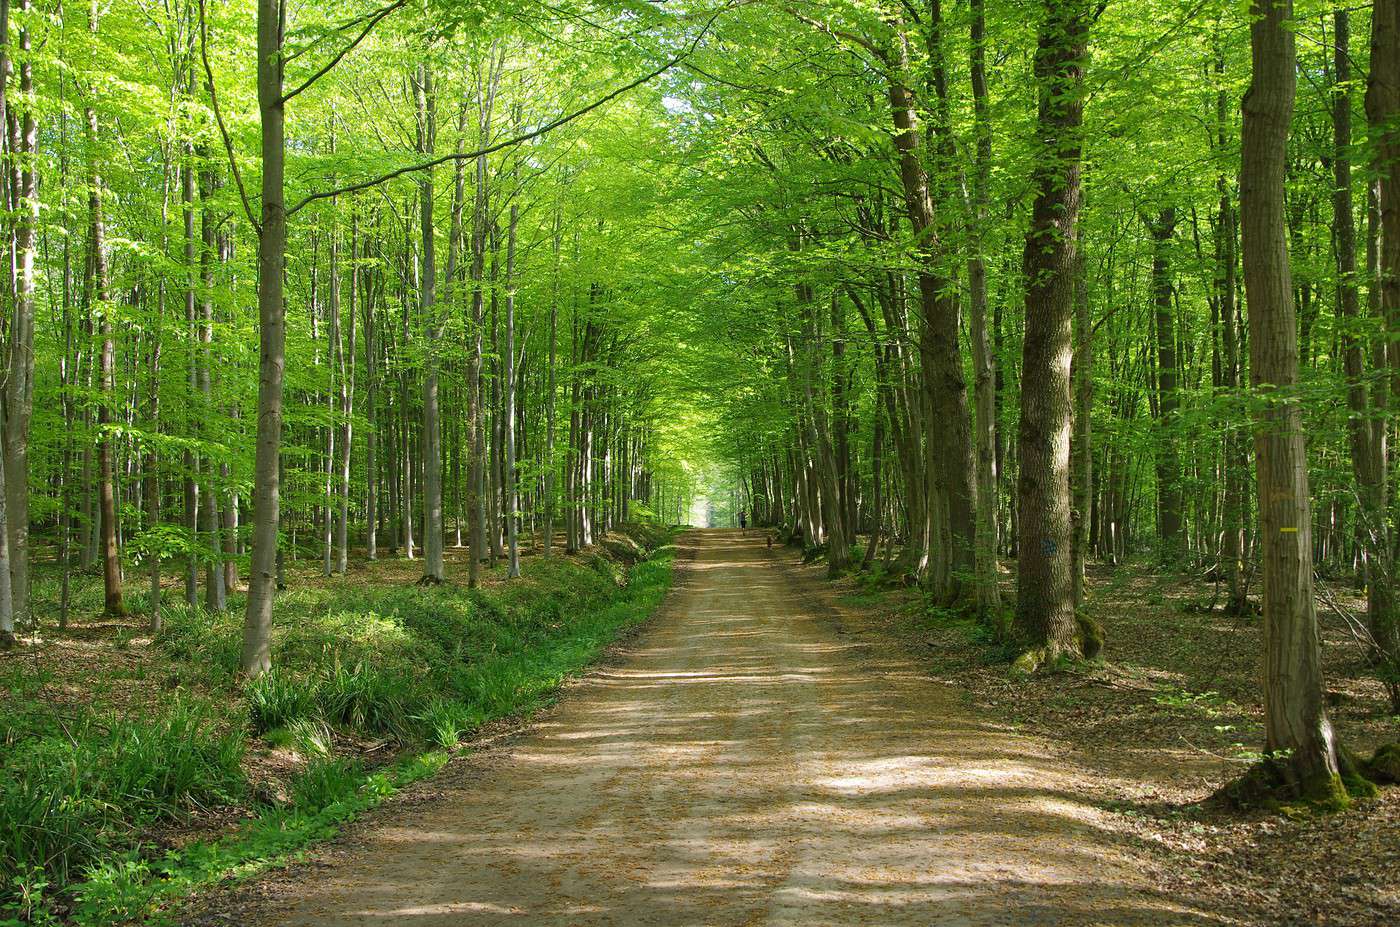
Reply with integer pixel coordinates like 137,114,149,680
238,530,1222,926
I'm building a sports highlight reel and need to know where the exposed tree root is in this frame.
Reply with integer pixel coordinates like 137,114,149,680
1362,743,1400,784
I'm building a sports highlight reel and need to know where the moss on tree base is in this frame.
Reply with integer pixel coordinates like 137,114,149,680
1218,761,1352,813
1217,747,1393,815
1010,612,1104,673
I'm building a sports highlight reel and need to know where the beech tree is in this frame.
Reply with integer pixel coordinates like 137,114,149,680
1239,0,1343,800
1012,0,1093,668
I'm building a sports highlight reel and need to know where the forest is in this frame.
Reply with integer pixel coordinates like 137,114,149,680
1,0,1399,923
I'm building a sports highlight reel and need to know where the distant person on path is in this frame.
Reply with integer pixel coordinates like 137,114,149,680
738,510,747,534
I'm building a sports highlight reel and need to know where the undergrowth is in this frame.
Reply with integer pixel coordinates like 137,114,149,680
0,524,675,925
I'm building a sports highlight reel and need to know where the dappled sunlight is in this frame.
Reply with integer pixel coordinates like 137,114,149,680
265,531,1229,926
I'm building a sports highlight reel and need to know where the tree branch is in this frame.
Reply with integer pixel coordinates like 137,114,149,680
287,7,727,217
279,0,410,106
782,6,889,64
198,0,260,233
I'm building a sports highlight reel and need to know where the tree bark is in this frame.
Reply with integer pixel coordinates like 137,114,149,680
504,194,521,578
1240,0,1344,796
1012,0,1090,667
1362,0,1400,708
199,154,226,609
2,0,36,627
240,0,286,675
417,63,443,583
1150,207,1183,561
968,0,1001,614
881,20,976,596
86,2,124,617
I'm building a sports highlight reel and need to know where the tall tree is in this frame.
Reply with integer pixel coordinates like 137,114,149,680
418,61,444,584
1364,0,1400,709
1239,0,1343,799
1012,0,1093,668
239,0,287,675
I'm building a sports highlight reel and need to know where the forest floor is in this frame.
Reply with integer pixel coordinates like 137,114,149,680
0,526,675,924
831,553,1399,925
188,530,1269,927
9,530,1394,925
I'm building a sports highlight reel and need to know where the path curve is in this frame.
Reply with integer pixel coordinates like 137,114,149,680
236,530,1219,926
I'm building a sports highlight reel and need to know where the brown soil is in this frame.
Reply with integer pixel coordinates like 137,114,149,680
190,531,1231,926
830,556,1399,926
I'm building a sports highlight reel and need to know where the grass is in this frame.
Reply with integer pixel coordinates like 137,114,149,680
0,523,675,925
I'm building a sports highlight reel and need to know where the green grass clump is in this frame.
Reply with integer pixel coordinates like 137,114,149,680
246,669,317,734
291,757,365,813
416,698,478,750
0,700,244,916
315,660,425,738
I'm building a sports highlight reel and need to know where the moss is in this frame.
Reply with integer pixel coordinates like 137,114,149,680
1365,743,1400,784
1341,772,1380,800
1218,761,1354,814
1075,613,1104,660
1010,615,1101,674
1293,772,1352,813
1011,647,1047,675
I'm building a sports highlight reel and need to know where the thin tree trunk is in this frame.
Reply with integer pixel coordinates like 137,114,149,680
336,211,356,574
199,154,226,610
417,63,443,583
1071,256,1093,607
968,0,1000,613
504,194,521,578
87,3,124,617
1363,0,1400,707
543,206,561,555
1151,207,1183,561
240,0,286,676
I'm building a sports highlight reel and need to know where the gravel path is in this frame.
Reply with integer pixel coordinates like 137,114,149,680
235,530,1224,926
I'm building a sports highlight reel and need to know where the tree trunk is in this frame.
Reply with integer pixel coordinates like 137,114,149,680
1240,0,1345,798
240,0,286,676
504,195,521,578
86,5,125,617
2,0,36,628
466,117,489,586
417,63,443,584
1071,256,1093,607
1150,207,1183,561
337,212,356,575
1012,0,1091,668
968,0,1001,613
883,21,976,596
1215,57,1249,616
543,206,561,556
198,156,226,610
1362,0,1400,708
